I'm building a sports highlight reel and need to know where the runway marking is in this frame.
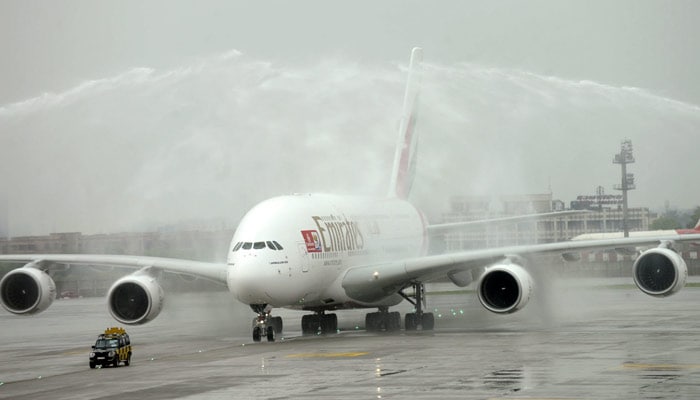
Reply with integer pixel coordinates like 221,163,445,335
487,398,577,400
621,362,700,370
285,352,369,359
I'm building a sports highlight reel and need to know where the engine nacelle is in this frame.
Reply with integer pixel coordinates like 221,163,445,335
107,271,164,325
633,247,687,297
0,264,56,315
477,263,533,314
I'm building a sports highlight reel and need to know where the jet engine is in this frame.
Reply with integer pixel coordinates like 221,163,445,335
0,263,56,315
477,263,533,314
107,270,164,325
633,247,687,297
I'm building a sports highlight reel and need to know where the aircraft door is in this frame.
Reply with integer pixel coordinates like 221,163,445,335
297,243,309,273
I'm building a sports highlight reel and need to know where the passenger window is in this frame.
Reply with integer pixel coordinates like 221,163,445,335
233,242,243,251
242,242,253,250
266,241,276,250
273,241,284,250
253,242,266,250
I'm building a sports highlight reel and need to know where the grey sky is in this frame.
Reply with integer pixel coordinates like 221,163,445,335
3,1,699,104
1,1,699,235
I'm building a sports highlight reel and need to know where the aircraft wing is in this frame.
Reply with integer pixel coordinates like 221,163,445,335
342,233,700,303
427,210,587,235
0,254,228,283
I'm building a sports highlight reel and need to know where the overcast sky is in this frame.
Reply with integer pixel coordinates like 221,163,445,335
1,1,699,236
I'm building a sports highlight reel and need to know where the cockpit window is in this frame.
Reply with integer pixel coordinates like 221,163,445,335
235,241,283,251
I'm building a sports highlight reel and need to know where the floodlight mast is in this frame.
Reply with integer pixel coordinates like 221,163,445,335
613,139,636,237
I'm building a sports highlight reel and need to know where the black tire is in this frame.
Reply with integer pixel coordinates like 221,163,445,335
113,358,119,368
321,313,338,334
266,326,275,342
330,313,338,332
405,313,417,331
301,314,319,335
272,316,283,333
365,313,377,332
253,326,262,342
89,362,96,369
125,353,131,366
301,315,310,334
421,313,435,331
388,312,401,331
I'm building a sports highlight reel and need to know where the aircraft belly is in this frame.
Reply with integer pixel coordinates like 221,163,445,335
284,292,404,311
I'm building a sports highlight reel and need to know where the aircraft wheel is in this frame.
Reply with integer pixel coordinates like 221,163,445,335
388,312,401,331
301,315,311,335
321,313,338,334
405,313,417,331
301,314,320,335
252,326,262,342
272,316,283,333
422,313,435,331
368,312,385,331
365,313,376,332
266,326,275,342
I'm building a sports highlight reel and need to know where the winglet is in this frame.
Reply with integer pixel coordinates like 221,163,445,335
388,47,423,199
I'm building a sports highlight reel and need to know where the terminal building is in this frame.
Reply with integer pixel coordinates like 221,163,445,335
438,192,700,276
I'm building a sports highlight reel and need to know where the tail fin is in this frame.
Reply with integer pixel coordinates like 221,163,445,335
388,47,423,199
694,218,700,230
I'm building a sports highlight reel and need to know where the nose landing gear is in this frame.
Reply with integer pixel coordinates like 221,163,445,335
251,304,283,342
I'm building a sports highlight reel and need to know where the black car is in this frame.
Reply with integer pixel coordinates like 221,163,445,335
89,327,132,368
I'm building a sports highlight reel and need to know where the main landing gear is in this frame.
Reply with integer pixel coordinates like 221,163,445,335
398,282,434,331
301,312,338,335
251,304,283,342
362,282,435,332
365,307,401,332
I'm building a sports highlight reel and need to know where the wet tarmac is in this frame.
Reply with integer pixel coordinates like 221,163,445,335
2,279,700,399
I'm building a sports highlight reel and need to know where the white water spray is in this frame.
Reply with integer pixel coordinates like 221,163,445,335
1,50,698,235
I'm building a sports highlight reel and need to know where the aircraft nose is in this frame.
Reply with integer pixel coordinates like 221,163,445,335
227,256,277,304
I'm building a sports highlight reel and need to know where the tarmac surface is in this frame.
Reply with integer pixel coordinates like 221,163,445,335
2,278,700,399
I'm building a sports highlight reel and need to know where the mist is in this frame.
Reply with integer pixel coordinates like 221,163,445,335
1,50,699,236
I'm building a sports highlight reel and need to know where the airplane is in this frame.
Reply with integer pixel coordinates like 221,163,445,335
2,48,700,342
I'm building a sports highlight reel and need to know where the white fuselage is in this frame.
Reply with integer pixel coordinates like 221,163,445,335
226,194,426,310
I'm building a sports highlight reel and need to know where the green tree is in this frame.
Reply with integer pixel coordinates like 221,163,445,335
687,206,700,229
650,215,681,230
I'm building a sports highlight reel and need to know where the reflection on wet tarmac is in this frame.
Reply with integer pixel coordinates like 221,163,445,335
483,368,524,392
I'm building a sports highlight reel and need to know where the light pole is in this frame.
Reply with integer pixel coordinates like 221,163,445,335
613,139,635,237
